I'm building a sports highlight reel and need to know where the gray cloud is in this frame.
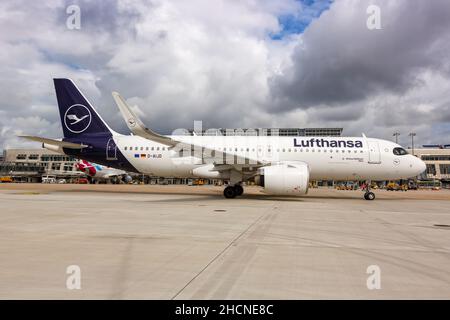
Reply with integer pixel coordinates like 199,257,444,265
271,0,450,110
0,0,450,150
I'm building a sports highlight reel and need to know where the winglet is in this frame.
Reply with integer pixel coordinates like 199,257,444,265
112,92,176,146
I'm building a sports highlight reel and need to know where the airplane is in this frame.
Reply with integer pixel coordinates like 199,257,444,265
20,78,426,200
75,159,132,184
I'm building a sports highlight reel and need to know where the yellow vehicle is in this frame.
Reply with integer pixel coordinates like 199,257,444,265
192,179,205,186
386,181,399,191
0,176,13,183
309,181,318,188
386,181,408,191
335,184,345,190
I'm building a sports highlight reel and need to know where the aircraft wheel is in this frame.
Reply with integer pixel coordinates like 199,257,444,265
364,192,375,200
224,186,237,199
234,185,244,196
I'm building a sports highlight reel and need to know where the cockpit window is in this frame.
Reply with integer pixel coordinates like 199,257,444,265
393,147,408,156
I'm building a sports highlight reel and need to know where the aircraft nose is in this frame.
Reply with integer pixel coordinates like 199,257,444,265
415,157,426,175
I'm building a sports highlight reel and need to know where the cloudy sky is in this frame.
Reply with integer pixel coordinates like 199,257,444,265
1,0,450,150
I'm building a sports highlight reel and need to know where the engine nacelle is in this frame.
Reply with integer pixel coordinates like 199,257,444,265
256,162,309,195
123,174,133,183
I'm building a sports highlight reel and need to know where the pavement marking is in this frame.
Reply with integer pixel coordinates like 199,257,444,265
170,204,275,300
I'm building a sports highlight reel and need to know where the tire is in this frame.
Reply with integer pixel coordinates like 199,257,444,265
234,185,244,196
224,186,237,199
364,192,375,200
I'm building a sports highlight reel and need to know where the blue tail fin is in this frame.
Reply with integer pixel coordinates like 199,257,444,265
54,78,113,138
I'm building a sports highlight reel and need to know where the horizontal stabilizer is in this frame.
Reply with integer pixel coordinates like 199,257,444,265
19,136,88,149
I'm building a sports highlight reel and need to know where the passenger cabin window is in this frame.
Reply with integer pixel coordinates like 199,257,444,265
393,147,408,156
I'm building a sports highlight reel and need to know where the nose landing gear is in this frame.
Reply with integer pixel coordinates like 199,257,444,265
364,191,375,200
363,180,376,200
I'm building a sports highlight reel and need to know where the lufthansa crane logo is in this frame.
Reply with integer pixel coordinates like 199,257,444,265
128,118,136,127
64,104,92,133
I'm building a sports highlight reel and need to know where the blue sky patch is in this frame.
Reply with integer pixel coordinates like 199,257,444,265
271,0,333,39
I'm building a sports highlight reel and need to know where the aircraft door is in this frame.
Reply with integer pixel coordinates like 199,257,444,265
106,138,118,160
367,140,381,164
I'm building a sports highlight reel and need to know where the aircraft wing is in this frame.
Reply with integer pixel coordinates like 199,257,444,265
112,92,264,169
19,136,88,149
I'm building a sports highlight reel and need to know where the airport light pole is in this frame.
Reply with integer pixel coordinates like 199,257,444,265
409,132,416,156
393,132,400,144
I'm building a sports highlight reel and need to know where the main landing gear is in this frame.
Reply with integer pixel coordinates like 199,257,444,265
363,180,376,200
223,184,244,199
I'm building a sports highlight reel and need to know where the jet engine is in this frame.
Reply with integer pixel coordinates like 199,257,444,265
122,174,133,184
255,162,309,195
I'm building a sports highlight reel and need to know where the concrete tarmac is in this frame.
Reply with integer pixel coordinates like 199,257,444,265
0,184,449,299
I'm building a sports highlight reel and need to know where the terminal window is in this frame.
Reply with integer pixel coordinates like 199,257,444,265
426,164,437,175
51,163,61,171
422,155,450,161
439,164,450,175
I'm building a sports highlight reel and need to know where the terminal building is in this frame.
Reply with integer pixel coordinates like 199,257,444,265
409,147,450,185
0,149,82,183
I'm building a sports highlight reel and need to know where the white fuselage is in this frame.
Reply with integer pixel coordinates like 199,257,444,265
111,135,426,181
94,166,127,179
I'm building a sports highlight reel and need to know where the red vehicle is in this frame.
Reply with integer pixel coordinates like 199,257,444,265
75,178,89,184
